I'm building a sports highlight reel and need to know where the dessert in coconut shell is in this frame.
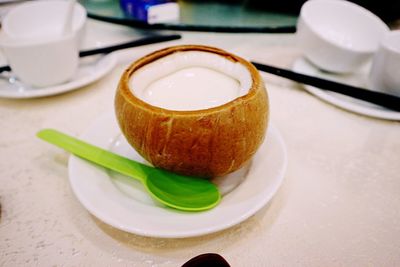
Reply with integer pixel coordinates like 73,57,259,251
115,45,269,178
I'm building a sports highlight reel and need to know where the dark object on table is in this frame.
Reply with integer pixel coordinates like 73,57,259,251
182,253,230,267
120,0,178,23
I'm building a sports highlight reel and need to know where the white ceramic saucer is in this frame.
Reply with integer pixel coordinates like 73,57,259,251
292,57,400,121
0,53,117,99
68,113,287,238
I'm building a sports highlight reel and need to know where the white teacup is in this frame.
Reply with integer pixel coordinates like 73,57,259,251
0,0,86,87
297,0,389,73
2,0,86,45
369,31,400,97
0,34,79,87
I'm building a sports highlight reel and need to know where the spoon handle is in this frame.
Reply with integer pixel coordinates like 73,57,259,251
37,129,151,183
252,61,400,112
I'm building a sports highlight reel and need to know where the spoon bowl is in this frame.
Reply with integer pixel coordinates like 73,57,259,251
37,129,221,211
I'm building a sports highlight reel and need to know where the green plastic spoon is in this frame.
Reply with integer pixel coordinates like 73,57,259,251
37,129,221,212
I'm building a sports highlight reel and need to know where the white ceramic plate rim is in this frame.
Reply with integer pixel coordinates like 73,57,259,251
0,52,117,99
292,57,400,121
68,113,287,238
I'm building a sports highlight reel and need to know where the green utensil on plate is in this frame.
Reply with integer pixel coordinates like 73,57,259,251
37,129,221,212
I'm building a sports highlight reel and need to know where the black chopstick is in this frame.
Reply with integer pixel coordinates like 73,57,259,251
0,65,11,73
0,34,182,74
252,61,400,112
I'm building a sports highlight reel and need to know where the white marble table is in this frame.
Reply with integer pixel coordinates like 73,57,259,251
1,19,400,266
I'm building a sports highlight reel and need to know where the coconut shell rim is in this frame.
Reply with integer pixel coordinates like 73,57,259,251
118,44,264,116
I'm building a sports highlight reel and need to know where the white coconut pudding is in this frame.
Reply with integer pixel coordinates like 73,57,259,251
129,51,252,111
116,45,269,178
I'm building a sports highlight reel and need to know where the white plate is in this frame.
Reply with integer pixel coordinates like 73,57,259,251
0,53,117,99
68,113,287,238
292,57,400,121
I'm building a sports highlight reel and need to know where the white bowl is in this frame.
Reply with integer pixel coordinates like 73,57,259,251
2,0,87,45
296,0,389,73
369,30,400,97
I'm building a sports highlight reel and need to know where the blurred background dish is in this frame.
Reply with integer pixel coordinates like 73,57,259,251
369,30,400,97
296,0,389,73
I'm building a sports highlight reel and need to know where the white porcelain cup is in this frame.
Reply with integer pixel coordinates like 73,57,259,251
1,0,86,45
369,31,400,97
297,0,389,73
0,34,79,87
0,0,87,87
